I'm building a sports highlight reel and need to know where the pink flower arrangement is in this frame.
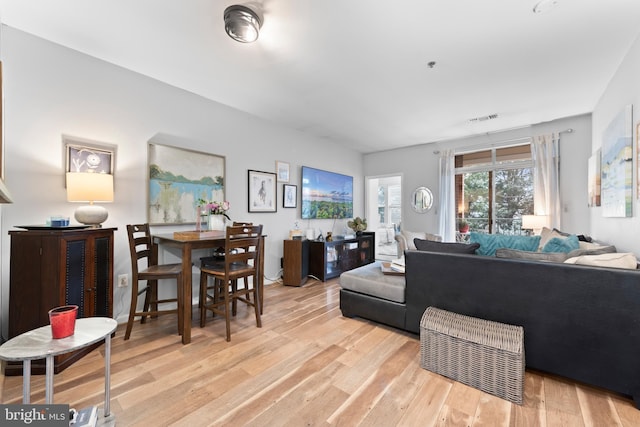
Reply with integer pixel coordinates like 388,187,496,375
198,199,231,220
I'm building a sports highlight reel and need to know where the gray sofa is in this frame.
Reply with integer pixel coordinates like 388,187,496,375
339,249,640,407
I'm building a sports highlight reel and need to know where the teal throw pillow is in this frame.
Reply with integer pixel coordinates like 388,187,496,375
470,232,541,256
542,234,580,253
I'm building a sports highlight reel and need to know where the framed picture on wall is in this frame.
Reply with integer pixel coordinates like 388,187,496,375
283,184,297,208
148,143,225,225
276,160,290,182
64,136,116,175
248,169,277,212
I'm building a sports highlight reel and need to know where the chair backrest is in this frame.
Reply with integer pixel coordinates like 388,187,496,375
223,224,263,274
127,224,158,275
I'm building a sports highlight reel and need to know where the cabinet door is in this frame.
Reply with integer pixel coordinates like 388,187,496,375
93,233,113,316
61,235,91,317
60,231,113,318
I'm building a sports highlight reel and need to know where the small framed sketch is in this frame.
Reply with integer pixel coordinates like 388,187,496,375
64,135,116,175
248,169,277,212
283,184,297,208
276,160,290,182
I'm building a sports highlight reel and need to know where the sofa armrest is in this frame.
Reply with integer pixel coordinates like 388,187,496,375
394,233,409,258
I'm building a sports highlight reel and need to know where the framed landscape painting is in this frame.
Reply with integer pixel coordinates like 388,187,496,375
248,170,277,212
148,143,225,225
587,149,601,207
601,105,632,217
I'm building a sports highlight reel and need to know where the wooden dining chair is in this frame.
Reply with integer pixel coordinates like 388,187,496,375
124,224,184,340
199,221,254,306
199,224,263,341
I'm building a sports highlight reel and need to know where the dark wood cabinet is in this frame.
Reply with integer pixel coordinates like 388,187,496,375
283,239,310,286
6,227,115,374
308,232,375,281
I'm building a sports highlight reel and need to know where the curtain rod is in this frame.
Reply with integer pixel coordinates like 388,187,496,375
444,128,574,155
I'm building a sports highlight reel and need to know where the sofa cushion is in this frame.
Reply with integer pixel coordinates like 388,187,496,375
538,227,566,251
401,231,426,250
470,232,541,256
541,235,580,253
495,248,569,263
564,252,638,270
414,239,480,254
568,245,617,258
339,262,406,303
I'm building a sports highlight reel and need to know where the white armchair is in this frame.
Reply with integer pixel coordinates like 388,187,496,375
395,230,442,258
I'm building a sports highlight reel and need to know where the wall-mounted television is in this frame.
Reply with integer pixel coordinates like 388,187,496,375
301,166,353,219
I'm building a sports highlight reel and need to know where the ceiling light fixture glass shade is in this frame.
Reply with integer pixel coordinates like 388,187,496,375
533,0,559,14
224,4,263,43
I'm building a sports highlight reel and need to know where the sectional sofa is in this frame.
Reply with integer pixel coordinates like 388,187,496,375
339,244,640,407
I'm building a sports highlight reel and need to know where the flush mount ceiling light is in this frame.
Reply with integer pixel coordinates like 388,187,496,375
533,0,559,14
224,4,263,43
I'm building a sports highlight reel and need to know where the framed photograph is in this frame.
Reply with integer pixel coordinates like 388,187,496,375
64,135,116,175
276,160,290,182
283,184,297,208
148,143,225,225
248,169,277,212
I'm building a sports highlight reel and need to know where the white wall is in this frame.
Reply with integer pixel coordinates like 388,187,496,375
364,114,593,237
0,27,364,335
591,33,640,253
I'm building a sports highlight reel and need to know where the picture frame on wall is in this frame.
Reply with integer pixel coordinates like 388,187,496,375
64,135,116,175
248,169,277,212
148,143,225,225
276,160,290,182
283,184,297,208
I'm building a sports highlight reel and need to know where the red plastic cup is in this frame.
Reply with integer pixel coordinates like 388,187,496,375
49,305,78,339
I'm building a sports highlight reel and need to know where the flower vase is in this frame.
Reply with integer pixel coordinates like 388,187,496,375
208,214,226,231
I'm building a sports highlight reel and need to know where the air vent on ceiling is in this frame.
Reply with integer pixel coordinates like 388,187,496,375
469,113,499,123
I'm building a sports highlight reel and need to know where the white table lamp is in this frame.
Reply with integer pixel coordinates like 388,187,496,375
66,172,114,227
521,215,549,235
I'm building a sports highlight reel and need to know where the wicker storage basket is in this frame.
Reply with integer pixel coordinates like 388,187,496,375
420,307,525,404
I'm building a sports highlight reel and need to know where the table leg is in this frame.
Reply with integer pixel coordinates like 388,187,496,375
181,244,193,344
22,360,31,404
45,355,54,404
104,334,111,417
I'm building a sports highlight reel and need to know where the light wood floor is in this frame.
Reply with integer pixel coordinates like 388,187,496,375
2,279,640,426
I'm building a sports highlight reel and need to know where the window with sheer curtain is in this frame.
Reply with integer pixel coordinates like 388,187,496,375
454,144,534,235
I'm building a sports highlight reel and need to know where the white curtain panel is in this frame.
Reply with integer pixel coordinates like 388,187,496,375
531,133,561,230
438,149,456,242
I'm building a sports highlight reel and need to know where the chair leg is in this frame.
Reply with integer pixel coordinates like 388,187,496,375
124,280,140,340
141,280,156,325
253,275,262,328
149,279,159,318
223,281,232,342
231,280,238,316
199,271,208,328
176,274,184,336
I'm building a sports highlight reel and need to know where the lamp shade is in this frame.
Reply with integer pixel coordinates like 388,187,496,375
66,172,114,203
66,172,113,227
521,215,549,233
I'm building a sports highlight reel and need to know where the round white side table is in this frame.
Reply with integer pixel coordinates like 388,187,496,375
0,317,117,423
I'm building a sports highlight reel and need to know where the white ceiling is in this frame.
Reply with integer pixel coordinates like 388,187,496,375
1,0,640,153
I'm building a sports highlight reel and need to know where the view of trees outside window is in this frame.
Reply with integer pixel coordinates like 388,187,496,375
456,144,534,235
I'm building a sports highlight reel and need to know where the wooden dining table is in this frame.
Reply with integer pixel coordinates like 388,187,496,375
153,231,266,344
